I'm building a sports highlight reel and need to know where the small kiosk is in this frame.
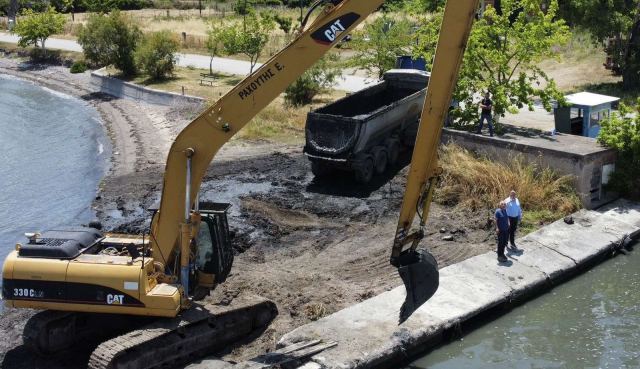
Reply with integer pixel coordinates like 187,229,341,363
554,92,619,138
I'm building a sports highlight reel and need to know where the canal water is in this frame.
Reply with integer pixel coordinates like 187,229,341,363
0,74,109,265
408,249,639,369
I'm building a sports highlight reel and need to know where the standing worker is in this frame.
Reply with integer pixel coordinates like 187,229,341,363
476,92,494,137
505,190,522,250
495,201,509,263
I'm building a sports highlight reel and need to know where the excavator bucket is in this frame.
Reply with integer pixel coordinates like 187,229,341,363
397,249,439,323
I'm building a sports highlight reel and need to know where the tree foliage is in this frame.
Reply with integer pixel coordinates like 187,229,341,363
285,54,340,106
415,0,569,125
597,101,640,199
77,11,142,76
558,0,640,90
211,13,275,74
135,30,179,80
350,15,413,78
13,6,66,51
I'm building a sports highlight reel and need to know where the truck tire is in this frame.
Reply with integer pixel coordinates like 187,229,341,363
385,139,400,166
311,161,332,177
354,157,374,183
372,147,388,174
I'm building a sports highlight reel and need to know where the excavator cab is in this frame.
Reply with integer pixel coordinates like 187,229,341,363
192,202,234,298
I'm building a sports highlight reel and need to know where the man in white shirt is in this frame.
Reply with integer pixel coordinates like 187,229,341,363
505,190,522,250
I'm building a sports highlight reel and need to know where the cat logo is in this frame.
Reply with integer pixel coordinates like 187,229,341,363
311,13,360,45
107,294,125,305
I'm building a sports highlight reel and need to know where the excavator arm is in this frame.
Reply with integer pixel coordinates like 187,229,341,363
152,0,479,314
150,0,387,279
391,0,479,320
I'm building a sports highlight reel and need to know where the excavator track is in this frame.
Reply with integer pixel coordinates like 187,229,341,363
88,296,277,369
23,310,153,356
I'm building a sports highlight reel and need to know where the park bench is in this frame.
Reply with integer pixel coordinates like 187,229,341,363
199,73,216,86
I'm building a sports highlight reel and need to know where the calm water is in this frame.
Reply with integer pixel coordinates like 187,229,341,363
0,75,109,264
409,250,640,369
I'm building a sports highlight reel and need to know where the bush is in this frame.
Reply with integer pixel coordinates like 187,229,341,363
135,31,179,80
597,101,640,199
78,11,142,76
285,55,340,106
70,60,88,73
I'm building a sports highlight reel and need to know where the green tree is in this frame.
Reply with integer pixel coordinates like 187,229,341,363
206,22,222,76
558,1,640,90
285,54,341,106
213,13,275,74
350,15,413,78
597,100,640,198
77,11,142,76
274,14,292,34
12,6,66,52
415,0,569,126
135,30,179,80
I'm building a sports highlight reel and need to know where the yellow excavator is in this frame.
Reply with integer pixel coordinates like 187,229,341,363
1,0,478,367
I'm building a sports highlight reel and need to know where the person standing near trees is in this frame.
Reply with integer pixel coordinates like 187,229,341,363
476,92,494,137
505,190,523,251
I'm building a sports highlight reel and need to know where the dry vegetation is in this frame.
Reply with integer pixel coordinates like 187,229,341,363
436,145,582,233
112,65,347,142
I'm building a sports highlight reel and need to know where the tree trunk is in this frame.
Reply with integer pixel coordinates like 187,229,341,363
623,4,640,90
8,0,18,24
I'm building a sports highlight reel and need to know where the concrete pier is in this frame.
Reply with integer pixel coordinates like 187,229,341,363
279,200,640,369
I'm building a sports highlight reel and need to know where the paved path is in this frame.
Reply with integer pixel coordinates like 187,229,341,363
0,32,374,92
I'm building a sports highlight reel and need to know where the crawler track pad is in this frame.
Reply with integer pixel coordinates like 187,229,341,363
397,249,439,323
88,295,277,369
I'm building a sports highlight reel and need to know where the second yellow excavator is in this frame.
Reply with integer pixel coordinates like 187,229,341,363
2,0,479,367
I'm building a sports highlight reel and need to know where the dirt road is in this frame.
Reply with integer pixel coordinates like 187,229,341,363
0,58,496,368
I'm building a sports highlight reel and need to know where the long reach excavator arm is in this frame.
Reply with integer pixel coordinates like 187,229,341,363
2,0,478,367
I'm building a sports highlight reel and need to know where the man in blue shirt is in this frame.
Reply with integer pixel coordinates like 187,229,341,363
495,201,509,262
504,190,523,250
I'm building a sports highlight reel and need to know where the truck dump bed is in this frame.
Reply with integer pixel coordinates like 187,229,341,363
305,70,430,160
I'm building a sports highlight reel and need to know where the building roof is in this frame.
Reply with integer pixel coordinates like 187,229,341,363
565,92,620,107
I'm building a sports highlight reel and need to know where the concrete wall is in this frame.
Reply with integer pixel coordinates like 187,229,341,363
91,68,205,106
441,129,618,209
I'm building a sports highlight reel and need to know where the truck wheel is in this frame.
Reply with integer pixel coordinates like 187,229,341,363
311,161,332,177
355,157,374,183
373,147,388,174
385,139,400,166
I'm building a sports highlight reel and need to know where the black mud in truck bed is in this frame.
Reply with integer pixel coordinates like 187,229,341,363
304,69,429,183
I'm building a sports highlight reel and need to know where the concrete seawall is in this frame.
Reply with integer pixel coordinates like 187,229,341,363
279,199,640,369
90,68,205,106
441,129,617,209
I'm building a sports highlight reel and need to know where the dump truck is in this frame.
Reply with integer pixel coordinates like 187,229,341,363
304,69,430,183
